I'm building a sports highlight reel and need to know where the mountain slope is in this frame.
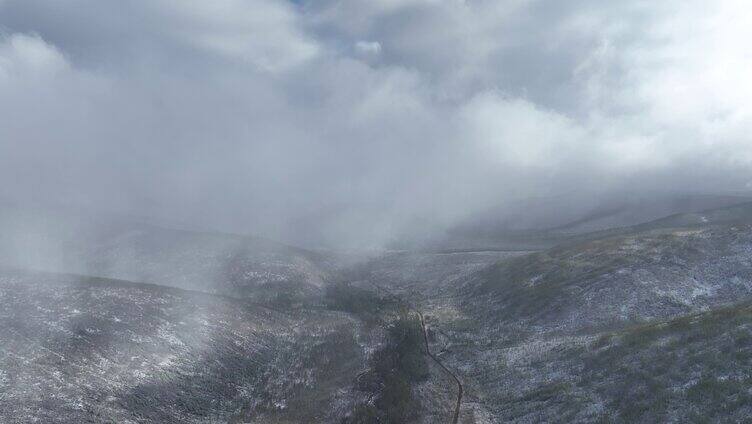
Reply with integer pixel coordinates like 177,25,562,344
417,193,751,251
462,223,752,335
466,301,752,422
0,208,334,304
411,203,752,422
0,269,365,423
74,223,333,303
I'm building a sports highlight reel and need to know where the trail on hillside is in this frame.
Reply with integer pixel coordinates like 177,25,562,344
417,310,463,424
369,282,463,424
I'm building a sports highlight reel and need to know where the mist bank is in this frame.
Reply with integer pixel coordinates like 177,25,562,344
2,1,752,248
2,190,750,281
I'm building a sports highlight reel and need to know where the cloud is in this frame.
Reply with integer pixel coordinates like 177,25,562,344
355,40,381,56
154,0,320,71
0,33,68,78
0,1,751,247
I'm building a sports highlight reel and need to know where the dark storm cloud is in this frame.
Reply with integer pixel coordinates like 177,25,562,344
1,0,751,247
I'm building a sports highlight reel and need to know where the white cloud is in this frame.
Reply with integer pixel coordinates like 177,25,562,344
355,40,381,56
1,0,751,245
155,0,319,71
0,34,67,79
460,93,586,169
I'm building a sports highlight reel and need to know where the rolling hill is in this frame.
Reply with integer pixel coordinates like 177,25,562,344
409,202,752,422
0,269,365,423
0,207,335,304
5,200,752,423
412,193,751,251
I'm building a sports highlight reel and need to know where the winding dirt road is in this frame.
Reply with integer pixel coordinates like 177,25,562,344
417,311,463,424
368,282,463,423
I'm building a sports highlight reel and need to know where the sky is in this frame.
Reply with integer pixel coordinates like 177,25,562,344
1,0,751,247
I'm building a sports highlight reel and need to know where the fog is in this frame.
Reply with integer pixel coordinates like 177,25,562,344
2,0,752,249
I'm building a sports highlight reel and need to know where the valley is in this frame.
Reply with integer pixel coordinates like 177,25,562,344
3,200,752,422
